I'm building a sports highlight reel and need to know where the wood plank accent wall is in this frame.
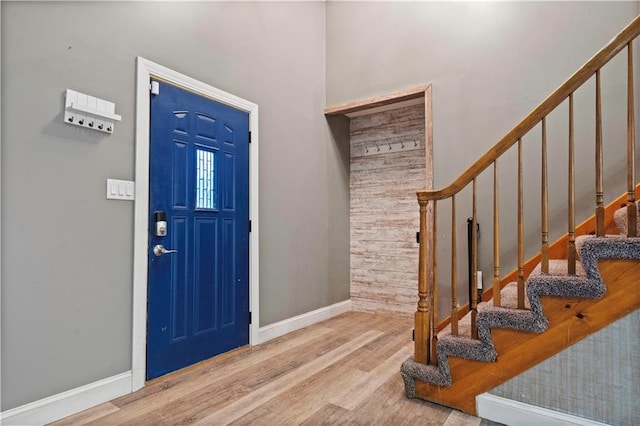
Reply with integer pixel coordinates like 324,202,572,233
350,104,426,317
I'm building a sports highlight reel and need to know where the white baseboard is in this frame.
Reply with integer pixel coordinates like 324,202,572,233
256,299,352,345
0,371,132,426
477,393,610,426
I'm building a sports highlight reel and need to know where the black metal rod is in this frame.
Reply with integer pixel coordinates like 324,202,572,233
467,217,480,305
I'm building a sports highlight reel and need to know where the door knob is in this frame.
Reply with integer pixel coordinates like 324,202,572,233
153,244,178,257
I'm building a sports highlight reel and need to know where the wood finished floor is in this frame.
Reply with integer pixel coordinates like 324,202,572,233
52,311,501,425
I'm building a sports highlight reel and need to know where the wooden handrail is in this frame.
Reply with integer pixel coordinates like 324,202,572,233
418,15,640,202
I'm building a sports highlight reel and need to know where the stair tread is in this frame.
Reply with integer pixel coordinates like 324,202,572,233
439,283,530,340
613,201,640,235
482,281,530,310
576,233,640,246
529,258,586,277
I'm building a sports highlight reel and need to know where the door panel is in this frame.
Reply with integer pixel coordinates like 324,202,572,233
147,80,249,380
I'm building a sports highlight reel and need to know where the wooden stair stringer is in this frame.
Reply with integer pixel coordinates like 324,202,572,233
413,258,640,415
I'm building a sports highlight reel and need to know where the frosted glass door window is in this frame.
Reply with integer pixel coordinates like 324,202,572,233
196,148,217,209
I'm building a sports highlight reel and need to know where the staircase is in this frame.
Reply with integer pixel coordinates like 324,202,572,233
401,202,640,414
400,15,640,416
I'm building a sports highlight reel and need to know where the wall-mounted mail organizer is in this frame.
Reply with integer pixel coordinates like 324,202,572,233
64,89,122,134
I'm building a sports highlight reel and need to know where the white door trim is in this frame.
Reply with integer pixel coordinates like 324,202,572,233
132,57,260,391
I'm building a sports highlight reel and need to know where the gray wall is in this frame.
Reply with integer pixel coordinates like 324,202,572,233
1,1,350,411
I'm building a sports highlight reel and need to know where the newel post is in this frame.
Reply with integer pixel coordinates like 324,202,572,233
415,192,431,364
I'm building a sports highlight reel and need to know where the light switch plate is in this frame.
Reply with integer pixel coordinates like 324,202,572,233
106,179,135,201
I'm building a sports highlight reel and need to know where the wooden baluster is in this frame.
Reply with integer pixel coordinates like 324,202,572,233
471,178,479,339
627,42,638,237
451,195,459,335
517,139,525,309
568,94,577,275
595,70,605,237
430,201,438,365
415,194,430,364
541,118,549,274
493,161,501,307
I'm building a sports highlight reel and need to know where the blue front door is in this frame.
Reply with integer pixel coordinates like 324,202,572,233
146,80,250,380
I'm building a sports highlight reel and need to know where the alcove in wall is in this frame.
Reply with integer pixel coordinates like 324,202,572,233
325,85,433,317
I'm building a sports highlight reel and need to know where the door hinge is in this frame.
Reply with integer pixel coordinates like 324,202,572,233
249,220,252,233
416,232,420,244
249,311,252,324
248,131,252,144
412,329,415,341
150,81,160,95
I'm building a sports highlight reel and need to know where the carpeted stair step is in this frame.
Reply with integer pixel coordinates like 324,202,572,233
576,234,640,280
477,282,546,335
438,281,531,340
613,201,640,236
438,283,536,341
437,313,497,364
525,259,594,317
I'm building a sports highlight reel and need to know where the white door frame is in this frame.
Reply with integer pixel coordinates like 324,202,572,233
131,57,260,391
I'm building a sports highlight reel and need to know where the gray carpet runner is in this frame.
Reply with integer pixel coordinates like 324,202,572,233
401,204,640,396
